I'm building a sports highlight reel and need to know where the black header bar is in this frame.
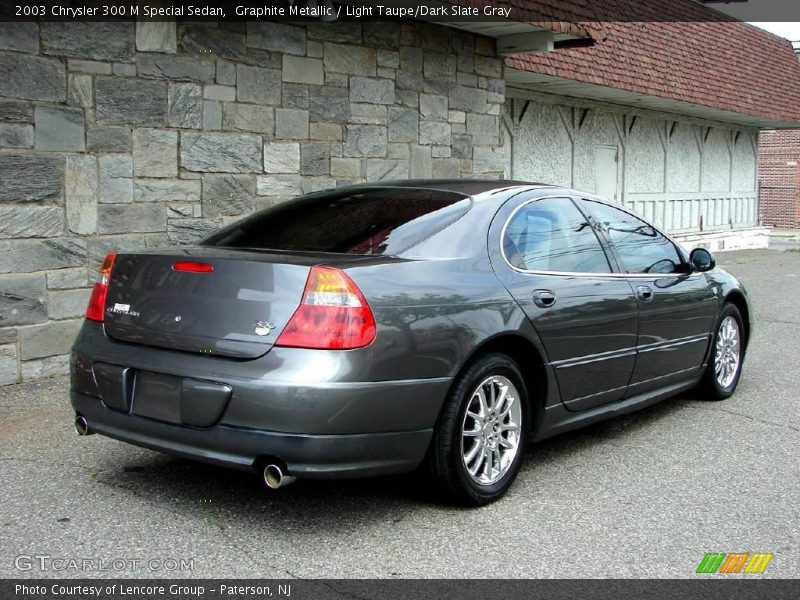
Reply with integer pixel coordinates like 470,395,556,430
1,0,800,23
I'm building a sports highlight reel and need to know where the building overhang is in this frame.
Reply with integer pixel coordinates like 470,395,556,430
505,69,800,129
442,22,557,53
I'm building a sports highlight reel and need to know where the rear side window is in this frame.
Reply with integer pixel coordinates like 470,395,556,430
202,188,471,255
502,197,611,273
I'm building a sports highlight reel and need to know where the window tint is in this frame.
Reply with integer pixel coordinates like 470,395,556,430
582,200,684,274
202,188,470,255
502,197,611,273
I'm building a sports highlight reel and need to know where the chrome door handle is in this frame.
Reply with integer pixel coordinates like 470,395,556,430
532,289,557,308
635,285,653,302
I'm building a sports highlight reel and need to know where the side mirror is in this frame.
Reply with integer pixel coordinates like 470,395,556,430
689,247,715,272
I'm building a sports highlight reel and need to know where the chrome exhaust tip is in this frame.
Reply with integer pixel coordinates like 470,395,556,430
263,464,296,490
74,415,91,436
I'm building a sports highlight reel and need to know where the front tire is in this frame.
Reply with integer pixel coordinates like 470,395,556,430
698,303,745,400
427,353,530,506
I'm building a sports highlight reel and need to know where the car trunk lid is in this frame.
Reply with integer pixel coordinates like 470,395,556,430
103,249,317,359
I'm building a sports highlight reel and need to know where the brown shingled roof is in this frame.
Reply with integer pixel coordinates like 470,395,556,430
500,0,800,126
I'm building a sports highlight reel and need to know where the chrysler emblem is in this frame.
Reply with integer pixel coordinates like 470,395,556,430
254,321,276,336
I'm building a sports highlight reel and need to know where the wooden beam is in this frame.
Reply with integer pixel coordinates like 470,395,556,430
578,108,590,130
557,105,574,142
517,100,531,125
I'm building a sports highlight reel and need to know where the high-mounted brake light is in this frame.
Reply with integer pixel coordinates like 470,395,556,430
275,266,377,350
173,261,214,273
85,252,117,322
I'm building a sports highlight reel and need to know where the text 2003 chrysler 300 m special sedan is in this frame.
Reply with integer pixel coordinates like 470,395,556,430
71,180,750,505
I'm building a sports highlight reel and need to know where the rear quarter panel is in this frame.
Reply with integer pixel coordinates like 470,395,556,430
348,256,531,381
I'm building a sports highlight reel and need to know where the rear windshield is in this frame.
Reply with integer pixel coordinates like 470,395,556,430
202,187,471,255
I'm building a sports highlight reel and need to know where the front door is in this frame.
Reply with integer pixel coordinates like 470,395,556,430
595,145,619,202
492,195,639,411
581,199,719,394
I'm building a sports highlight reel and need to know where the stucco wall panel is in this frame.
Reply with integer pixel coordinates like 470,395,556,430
510,101,571,187
666,123,700,193
625,118,664,194
731,133,756,192
701,129,731,193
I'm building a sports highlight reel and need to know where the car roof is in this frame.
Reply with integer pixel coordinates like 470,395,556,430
343,179,557,196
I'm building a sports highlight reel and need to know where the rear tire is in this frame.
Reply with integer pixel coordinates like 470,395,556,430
427,353,530,506
697,303,745,400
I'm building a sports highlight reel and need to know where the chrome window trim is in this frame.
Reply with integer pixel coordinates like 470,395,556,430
499,192,701,280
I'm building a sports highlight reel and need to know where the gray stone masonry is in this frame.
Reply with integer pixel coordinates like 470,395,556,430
0,20,506,384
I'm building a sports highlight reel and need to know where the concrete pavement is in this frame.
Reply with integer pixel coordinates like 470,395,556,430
1,249,798,579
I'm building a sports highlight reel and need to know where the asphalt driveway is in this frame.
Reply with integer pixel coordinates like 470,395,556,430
1,249,798,579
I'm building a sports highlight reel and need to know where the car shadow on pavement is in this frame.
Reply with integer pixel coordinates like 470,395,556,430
94,448,436,520
521,394,693,468
90,393,698,518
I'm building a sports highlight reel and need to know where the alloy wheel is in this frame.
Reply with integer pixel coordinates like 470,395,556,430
714,315,741,389
460,375,522,486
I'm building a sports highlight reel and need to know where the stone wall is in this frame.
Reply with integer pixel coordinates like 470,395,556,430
0,20,506,385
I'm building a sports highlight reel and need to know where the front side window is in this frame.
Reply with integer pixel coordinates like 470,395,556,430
582,200,684,274
502,197,611,273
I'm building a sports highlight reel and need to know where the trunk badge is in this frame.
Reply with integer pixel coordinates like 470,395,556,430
254,321,276,336
108,303,140,317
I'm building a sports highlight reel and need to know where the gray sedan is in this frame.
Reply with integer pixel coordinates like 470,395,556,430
70,180,750,505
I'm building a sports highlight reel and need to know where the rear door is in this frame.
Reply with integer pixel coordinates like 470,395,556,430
491,194,639,411
579,198,718,395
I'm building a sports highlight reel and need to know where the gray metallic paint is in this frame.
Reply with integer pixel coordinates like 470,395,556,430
70,181,751,479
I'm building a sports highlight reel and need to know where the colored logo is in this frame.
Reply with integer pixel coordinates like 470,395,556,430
696,552,774,574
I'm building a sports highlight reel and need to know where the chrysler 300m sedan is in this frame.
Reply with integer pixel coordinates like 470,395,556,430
70,180,750,505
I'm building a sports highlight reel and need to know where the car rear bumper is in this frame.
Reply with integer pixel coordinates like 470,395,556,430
72,390,432,478
70,320,450,479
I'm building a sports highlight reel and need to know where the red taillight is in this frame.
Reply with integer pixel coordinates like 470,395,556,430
85,252,117,322
275,266,376,350
173,261,214,273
